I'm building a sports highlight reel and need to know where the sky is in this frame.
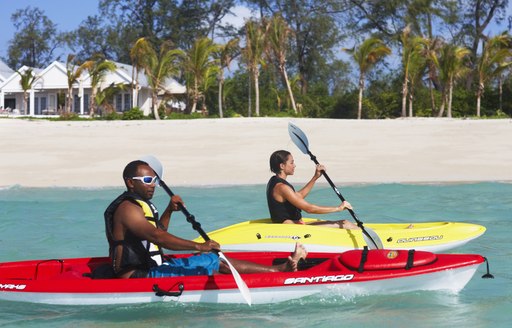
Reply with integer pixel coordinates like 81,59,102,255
0,0,252,65
0,0,98,59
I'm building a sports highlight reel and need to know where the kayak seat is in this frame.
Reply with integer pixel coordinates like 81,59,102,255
339,249,437,272
88,263,116,279
56,269,85,279
271,258,329,270
48,264,91,280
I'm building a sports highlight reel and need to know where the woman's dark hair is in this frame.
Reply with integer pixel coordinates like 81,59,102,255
269,150,291,174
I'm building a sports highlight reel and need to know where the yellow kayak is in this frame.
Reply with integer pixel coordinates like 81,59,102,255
194,218,486,253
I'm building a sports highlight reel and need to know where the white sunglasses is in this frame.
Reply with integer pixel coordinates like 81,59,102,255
131,176,159,185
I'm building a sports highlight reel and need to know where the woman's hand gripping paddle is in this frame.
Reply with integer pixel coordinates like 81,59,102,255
287,123,383,250
140,155,252,306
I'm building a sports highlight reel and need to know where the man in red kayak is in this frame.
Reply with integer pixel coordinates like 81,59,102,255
267,150,359,229
104,160,308,279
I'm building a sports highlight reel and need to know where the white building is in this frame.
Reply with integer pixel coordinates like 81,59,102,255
0,60,186,116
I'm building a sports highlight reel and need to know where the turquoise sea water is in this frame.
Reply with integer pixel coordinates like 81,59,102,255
0,182,510,328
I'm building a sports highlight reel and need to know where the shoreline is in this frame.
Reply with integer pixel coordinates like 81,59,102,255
1,117,511,188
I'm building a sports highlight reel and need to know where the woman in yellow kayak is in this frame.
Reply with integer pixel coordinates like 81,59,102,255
267,150,359,229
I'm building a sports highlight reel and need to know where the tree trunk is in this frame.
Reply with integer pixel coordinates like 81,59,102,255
190,97,198,114
476,92,481,117
190,80,199,113
66,88,73,113
254,71,260,117
133,70,140,108
218,73,224,118
281,66,297,114
499,76,503,112
152,92,161,120
447,79,453,118
429,78,437,116
89,87,97,117
248,73,252,117
408,91,414,117
23,92,28,115
437,90,446,117
476,83,484,117
357,74,364,120
401,78,408,117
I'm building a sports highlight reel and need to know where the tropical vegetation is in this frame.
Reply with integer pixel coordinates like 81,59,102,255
4,0,512,119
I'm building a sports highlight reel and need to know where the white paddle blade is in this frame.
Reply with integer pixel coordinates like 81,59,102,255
288,122,310,154
362,227,384,249
218,252,252,306
139,155,164,180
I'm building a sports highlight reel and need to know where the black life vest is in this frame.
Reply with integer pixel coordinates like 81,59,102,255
266,175,302,223
104,191,164,275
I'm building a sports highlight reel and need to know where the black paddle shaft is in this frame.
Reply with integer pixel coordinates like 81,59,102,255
158,179,212,242
306,152,357,219
306,151,379,248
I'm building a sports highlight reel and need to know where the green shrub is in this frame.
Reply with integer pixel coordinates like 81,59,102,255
166,112,205,119
122,107,144,120
57,112,81,121
103,111,121,120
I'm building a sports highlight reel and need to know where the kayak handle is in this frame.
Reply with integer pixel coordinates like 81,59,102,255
34,259,64,280
153,283,184,297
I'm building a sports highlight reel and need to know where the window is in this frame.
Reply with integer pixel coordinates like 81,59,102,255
74,95,80,113
34,97,39,114
49,95,56,111
40,97,47,114
124,93,131,111
116,94,122,111
83,94,89,114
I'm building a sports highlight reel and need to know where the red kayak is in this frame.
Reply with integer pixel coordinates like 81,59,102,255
0,249,488,305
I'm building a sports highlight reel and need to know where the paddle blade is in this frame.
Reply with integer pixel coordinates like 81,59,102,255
218,252,252,306
288,122,310,154
363,227,384,250
139,155,164,179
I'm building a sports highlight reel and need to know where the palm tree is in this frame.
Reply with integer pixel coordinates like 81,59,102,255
17,68,38,115
422,37,443,115
436,44,471,118
407,51,426,117
476,33,512,117
96,83,127,115
129,39,148,109
243,19,266,117
265,14,298,114
131,38,184,120
344,37,391,119
65,54,89,114
215,38,239,118
400,25,426,117
84,57,117,117
183,37,219,114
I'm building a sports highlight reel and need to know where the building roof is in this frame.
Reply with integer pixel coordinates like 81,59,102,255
0,59,186,94
0,60,14,83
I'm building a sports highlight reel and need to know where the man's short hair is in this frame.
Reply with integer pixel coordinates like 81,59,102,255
123,160,148,181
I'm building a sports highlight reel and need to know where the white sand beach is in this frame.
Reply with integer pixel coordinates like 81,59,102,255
0,117,510,188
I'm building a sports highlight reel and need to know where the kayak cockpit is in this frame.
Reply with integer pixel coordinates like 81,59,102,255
0,257,109,281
